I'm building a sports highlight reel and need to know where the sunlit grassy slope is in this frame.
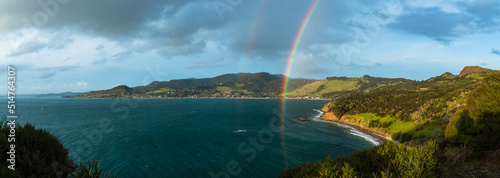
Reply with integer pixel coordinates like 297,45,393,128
355,113,416,134
287,80,358,97
146,87,175,94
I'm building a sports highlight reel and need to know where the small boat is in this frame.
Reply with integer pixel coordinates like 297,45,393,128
233,130,247,133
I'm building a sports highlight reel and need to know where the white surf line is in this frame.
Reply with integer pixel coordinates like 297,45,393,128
311,109,380,146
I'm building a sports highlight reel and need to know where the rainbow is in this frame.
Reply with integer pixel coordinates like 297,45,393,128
279,0,322,167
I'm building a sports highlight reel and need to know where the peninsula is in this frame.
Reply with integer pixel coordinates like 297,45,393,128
281,66,500,177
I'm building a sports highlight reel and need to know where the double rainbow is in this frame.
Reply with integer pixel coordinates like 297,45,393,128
279,0,322,167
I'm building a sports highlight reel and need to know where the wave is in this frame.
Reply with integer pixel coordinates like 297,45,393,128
311,109,380,146
232,130,247,133
348,128,380,146
312,109,324,119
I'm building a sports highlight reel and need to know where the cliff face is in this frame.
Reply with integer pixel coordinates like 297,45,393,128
459,66,495,77
321,101,392,138
321,103,340,121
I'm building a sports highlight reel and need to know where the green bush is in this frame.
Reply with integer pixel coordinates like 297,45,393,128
466,73,500,119
0,118,75,177
446,73,500,153
400,132,413,143
72,159,117,178
391,132,401,141
280,141,443,177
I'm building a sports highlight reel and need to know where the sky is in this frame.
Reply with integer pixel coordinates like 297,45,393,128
0,0,499,94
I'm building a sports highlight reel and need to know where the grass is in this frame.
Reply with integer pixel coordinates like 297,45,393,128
215,86,234,92
234,84,256,95
354,113,416,134
287,80,358,96
417,125,442,138
466,73,488,80
146,87,175,94
355,112,446,141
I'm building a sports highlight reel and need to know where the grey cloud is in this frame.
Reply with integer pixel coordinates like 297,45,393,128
389,7,468,45
185,59,229,69
227,0,358,58
156,41,206,57
0,0,192,37
460,0,500,32
38,71,56,79
95,44,104,51
389,1,500,44
4,0,495,67
492,49,500,56
0,0,399,61
1,0,204,56
7,35,73,57
110,50,133,62
92,57,107,65
34,65,79,79
8,40,46,57
38,65,79,72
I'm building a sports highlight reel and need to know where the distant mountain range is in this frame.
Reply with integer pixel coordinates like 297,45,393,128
65,66,498,99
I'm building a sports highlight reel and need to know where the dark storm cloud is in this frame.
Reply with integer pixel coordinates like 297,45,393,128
1,0,374,59
0,0,193,37
4,0,496,62
1,0,205,57
389,1,500,45
227,0,360,58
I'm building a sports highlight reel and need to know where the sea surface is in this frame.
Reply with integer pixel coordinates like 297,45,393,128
9,97,376,177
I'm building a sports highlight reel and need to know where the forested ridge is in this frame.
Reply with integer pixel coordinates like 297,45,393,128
281,67,500,177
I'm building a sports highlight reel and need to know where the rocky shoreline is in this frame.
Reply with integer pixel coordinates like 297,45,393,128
319,107,398,145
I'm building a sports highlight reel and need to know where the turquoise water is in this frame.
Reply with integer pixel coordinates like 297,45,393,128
11,97,374,177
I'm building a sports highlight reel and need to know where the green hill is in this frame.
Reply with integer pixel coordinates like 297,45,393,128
70,72,420,99
287,79,359,97
72,72,293,98
70,65,497,100
280,66,500,177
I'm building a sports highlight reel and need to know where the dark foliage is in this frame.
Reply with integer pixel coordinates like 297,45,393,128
280,141,444,177
447,73,500,154
328,88,469,121
0,119,74,177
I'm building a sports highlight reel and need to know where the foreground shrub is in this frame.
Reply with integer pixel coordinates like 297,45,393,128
0,118,76,177
280,141,444,177
71,159,117,178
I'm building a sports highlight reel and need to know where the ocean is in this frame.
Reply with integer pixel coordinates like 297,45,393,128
10,97,376,177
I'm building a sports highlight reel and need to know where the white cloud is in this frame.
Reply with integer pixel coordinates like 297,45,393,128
76,81,88,87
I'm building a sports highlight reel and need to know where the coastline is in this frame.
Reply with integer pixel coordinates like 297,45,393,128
315,109,398,145
63,96,331,101
322,118,397,145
